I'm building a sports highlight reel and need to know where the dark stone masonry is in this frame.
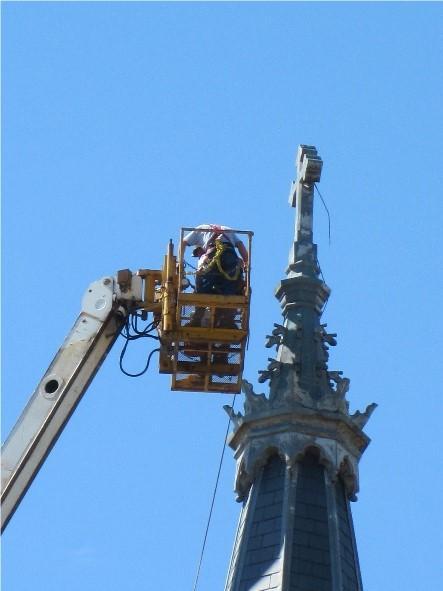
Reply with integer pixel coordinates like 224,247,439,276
224,147,374,591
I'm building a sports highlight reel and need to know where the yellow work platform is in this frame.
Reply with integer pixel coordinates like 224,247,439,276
156,228,253,394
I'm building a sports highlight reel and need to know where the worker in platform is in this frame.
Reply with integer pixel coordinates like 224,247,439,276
182,224,248,297
182,224,248,330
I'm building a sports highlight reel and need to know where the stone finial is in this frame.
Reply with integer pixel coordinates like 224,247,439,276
317,323,338,346
265,323,288,349
257,358,282,384
223,404,243,429
241,379,268,416
350,403,378,429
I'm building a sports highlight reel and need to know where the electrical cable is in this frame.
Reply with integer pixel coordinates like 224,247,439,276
119,343,160,378
192,393,237,591
119,313,161,377
130,312,159,336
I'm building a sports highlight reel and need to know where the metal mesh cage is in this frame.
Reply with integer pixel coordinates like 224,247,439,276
171,338,244,393
166,227,252,394
178,303,245,330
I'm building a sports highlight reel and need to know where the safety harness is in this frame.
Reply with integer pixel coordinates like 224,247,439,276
199,239,242,281
198,226,242,282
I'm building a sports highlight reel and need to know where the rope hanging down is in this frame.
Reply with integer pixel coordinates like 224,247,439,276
192,393,237,591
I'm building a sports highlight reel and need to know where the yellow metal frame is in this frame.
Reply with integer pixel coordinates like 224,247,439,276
172,227,252,393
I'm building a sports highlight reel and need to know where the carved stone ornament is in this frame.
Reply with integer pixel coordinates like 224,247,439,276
226,374,376,502
228,403,370,502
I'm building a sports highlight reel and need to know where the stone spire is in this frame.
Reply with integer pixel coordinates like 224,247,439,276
224,146,376,591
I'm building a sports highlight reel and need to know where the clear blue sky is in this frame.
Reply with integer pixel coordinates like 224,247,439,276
2,2,443,590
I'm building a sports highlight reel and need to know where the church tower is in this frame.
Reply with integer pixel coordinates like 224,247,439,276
224,146,376,591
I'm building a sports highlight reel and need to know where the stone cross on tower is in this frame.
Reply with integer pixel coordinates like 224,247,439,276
289,144,323,277
224,147,376,591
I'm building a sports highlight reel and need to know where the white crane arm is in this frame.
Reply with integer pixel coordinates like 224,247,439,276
1,274,142,532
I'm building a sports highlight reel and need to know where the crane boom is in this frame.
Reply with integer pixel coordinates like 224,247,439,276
1,275,140,532
2,229,253,532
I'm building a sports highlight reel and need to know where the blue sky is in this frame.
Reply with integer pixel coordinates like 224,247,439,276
2,2,443,590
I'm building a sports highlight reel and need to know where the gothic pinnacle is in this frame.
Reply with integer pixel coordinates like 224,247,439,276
224,148,377,591
226,144,376,423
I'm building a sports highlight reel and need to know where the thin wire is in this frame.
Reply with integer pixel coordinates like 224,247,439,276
317,259,326,284
321,297,329,316
314,183,331,246
192,393,237,591
313,184,331,314
184,258,198,271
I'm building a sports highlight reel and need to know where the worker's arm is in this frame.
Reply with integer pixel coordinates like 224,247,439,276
182,237,205,260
